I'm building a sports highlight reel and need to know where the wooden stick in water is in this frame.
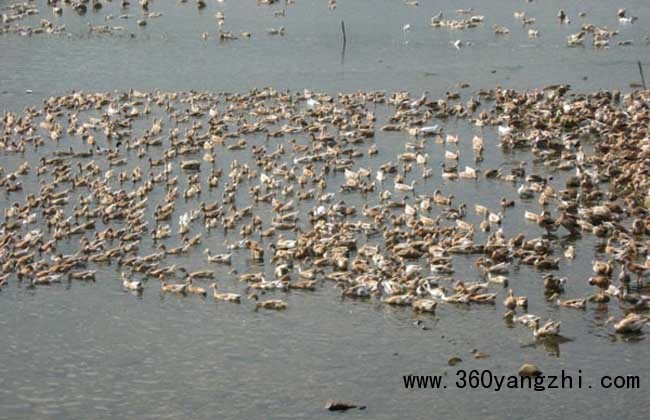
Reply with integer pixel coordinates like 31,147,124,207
340,21,347,64
638,61,646,90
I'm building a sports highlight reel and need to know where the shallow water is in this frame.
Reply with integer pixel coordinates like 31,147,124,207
1,1,650,419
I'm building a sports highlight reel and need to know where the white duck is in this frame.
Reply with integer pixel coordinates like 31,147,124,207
204,249,232,264
533,319,561,338
394,180,416,193
121,272,144,292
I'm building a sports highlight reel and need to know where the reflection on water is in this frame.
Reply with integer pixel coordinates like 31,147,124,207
1,1,650,419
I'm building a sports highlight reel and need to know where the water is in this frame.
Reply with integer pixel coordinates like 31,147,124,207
1,1,649,419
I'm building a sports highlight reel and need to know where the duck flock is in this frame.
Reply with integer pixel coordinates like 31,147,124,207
1,0,645,53
0,86,649,338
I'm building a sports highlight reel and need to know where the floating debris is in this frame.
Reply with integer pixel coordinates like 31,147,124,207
448,356,463,366
325,400,363,411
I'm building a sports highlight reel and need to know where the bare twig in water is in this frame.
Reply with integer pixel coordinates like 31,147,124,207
340,20,347,64
638,61,646,90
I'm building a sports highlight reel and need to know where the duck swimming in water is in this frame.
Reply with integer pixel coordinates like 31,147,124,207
203,249,232,264
255,299,288,310
160,281,187,295
609,313,647,334
185,278,207,297
122,272,143,292
532,319,561,338
209,283,241,303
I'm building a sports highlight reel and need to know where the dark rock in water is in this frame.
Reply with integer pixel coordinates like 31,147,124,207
518,363,542,377
325,400,358,411
448,356,463,366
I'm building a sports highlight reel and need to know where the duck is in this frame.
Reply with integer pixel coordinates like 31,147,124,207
477,260,510,275
443,204,467,220
394,180,416,193
543,274,566,294
610,313,647,334
564,246,576,260
68,270,97,281
342,284,371,298
442,293,471,304
474,204,488,216
274,263,292,279
267,27,286,36
517,184,535,199
382,293,414,306
503,289,517,310
516,296,528,308
625,259,650,288
122,272,144,291
412,299,437,313
500,197,515,209
209,283,241,303
458,166,478,180
472,136,483,153
557,297,587,310
534,256,560,270
592,260,613,276
479,214,490,232
588,275,610,292
158,243,188,255
180,267,214,280
469,293,497,304
432,190,453,206
246,240,265,261
298,267,321,280
487,273,508,286
160,281,188,295
618,265,631,289
513,314,540,328
536,211,558,234
204,249,232,264
488,212,503,225
30,274,63,286
180,160,201,171
533,319,561,338
255,299,288,310
454,281,488,295
289,279,317,291
444,150,459,161
440,163,458,180
186,279,207,297
430,262,454,274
